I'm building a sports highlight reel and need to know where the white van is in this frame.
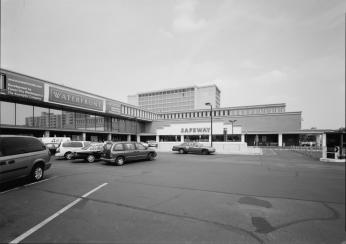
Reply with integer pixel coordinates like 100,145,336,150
55,141,91,160
38,137,71,154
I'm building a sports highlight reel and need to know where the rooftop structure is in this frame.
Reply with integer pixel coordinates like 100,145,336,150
128,85,220,113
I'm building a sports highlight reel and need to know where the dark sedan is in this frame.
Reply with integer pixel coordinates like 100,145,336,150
72,143,105,163
172,142,216,155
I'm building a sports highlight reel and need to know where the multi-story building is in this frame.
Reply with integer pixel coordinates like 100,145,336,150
128,85,220,113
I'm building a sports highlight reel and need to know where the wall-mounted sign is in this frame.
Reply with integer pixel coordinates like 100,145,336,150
180,128,211,134
5,73,44,101
156,122,242,135
49,87,103,111
105,100,121,115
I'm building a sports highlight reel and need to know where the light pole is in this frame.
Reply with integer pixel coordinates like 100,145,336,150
229,120,237,141
205,103,213,147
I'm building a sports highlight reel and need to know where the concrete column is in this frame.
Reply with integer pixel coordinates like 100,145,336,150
241,134,245,143
181,135,184,142
156,135,160,142
278,134,283,147
107,133,112,141
127,135,131,142
322,133,327,158
137,135,140,142
82,133,86,141
44,131,50,137
316,134,322,147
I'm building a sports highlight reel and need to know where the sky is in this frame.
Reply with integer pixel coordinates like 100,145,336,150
1,0,345,129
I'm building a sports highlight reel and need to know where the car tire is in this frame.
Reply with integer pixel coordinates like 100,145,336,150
115,156,125,166
147,152,156,161
86,155,95,163
202,150,209,155
179,149,185,154
65,152,73,160
31,163,44,182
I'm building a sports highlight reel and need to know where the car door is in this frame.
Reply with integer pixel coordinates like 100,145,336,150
189,143,199,153
135,143,148,160
123,143,138,161
0,137,35,183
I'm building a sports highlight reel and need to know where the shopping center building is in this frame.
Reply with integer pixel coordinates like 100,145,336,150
0,69,336,151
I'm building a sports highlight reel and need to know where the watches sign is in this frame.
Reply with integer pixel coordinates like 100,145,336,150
5,74,44,101
49,87,104,111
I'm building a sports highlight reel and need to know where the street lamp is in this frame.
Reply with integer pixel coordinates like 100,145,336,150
205,103,213,147
229,120,237,141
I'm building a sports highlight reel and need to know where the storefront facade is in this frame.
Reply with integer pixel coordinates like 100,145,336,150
0,69,333,149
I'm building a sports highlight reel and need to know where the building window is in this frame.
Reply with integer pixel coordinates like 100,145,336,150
33,106,49,128
75,112,86,130
49,109,63,129
62,110,75,129
16,103,33,127
95,115,105,131
184,135,209,142
0,101,15,125
159,135,181,142
112,118,119,132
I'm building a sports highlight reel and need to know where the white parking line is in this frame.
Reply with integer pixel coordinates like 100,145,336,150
9,182,108,244
0,176,58,195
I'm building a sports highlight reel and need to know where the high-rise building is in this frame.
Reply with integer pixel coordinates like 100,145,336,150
127,85,220,113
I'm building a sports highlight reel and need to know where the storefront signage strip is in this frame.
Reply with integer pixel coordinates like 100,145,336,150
49,87,104,111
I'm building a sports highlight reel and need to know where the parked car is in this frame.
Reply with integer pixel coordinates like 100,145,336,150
72,143,105,163
147,140,158,147
55,141,91,160
172,142,216,155
101,141,157,166
39,137,71,154
0,135,51,183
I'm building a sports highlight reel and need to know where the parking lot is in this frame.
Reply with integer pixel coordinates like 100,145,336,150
0,150,345,243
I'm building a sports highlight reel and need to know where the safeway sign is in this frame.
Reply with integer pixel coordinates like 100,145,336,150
156,122,241,135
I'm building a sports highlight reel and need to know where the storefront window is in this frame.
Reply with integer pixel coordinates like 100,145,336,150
112,118,119,132
184,135,208,142
119,119,126,132
86,114,96,130
62,110,75,129
105,117,112,131
75,112,86,130
95,115,105,131
159,135,181,142
33,106,49,128
16,104,33,127
0,101,15,125
213,135,224,142
49,109,63,129
227,134,241,142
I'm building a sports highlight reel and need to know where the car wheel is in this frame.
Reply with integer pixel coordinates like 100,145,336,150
31,163,44,182
115,156,125,166
179,149,185,154
147,152,156,161
202,150,209,155
86,155,95,163
65,152,73,160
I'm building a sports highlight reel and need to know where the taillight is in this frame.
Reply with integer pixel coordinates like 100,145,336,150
56,148,60,153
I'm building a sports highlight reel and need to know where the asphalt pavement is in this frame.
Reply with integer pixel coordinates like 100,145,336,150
0,150,345,243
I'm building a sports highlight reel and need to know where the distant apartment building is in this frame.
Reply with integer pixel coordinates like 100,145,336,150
128,85,221,113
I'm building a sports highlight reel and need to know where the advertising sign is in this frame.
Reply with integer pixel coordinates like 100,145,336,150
49,87,104,111
5,73,44,101
105,100,121,115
